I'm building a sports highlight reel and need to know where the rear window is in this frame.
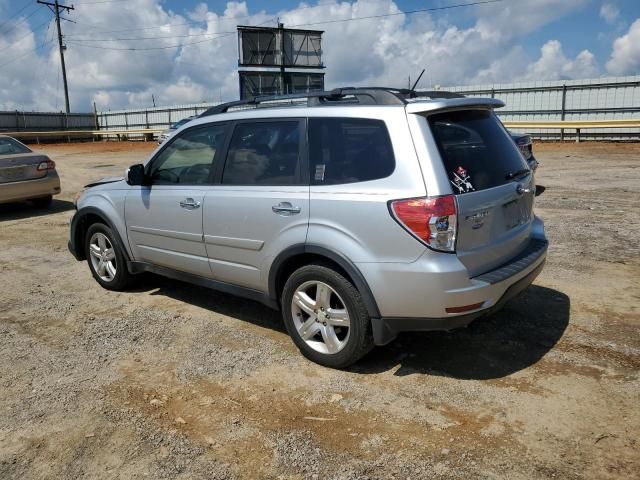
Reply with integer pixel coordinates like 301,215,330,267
427,110,528,194
0,137,31,155
308,118,395,185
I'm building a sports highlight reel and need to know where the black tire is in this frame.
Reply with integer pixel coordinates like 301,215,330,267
31,195,52,208
281,264,374,369
85,222,133,291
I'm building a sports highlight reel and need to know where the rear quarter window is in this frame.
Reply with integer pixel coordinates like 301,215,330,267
0,137,31,155
427,110,528,194
308,118,395,185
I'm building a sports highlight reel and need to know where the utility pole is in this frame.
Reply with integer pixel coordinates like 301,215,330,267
37,0,74,113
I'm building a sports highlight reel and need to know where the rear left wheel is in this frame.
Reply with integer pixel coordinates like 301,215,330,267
282,264,374,368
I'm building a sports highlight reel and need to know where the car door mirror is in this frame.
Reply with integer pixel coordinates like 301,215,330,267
126,164,146,186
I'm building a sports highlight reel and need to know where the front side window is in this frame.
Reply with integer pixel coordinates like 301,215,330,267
222,121,301,185
0,137,31,155
308,118,395,185
149,124,226,185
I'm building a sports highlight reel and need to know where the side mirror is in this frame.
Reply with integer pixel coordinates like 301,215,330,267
125,164,146,186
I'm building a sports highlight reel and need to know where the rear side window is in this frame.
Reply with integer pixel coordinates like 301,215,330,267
222,121,301,185
428,110,528,194
0,137,31,155
308,118,395,185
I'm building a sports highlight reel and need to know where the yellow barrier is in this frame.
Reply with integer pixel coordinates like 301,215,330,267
0,128,164,142
503,119,640,142
2,120,639,143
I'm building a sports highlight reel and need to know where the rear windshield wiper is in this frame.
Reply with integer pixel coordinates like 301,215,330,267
505,168,531,180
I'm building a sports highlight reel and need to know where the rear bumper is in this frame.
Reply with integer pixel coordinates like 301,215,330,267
371,255,546,345
367,230,548,345
0,171,61,204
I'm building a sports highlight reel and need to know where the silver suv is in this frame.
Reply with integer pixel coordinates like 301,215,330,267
68,88,548,368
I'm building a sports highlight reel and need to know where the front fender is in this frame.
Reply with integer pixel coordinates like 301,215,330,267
70,193,131,261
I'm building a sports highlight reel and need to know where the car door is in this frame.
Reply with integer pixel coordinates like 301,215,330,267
203,118,309,290
125,123,228,277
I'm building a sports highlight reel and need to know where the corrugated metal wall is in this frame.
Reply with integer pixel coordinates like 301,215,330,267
0,111,96,131
98,103,218,133
448,75,640,139
94,75,640,140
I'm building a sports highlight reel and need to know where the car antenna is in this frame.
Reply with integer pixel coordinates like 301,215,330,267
410,68,426,92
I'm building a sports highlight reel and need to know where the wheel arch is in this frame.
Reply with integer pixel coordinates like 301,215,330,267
71,206,131,262
268,244,381,318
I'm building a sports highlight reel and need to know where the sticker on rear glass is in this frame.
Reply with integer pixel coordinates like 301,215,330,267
450,166,475,193
314,164,326,182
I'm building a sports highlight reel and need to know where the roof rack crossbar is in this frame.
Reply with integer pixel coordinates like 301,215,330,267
199,87,466,117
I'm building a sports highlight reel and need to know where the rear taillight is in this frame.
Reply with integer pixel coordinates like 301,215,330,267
37,159,56,171
516,137,533,160
390,195,457,252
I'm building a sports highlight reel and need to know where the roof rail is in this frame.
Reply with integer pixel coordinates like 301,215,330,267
199,87,466,117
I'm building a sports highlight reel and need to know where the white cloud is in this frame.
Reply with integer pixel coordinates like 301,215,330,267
0,0,603,111
525,40,598,80
600,3,619,24
606,18,640,75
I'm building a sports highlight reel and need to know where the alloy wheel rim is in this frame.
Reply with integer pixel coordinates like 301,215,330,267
89,232,117,282
291,281,350,355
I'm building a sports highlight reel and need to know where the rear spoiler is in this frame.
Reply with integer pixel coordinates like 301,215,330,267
405,97,505,114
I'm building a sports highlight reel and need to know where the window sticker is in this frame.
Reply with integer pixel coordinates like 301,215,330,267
314,164,326,182
450,166,475,194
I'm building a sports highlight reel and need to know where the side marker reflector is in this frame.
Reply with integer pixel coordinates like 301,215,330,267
446,302,485,314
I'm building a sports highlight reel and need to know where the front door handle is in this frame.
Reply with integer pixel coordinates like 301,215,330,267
272,201,301,216
179,198,201,210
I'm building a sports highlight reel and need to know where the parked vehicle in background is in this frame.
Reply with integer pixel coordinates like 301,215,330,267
158,116,196,144
510,132,538,172
0,136,60,207
69,87,548,368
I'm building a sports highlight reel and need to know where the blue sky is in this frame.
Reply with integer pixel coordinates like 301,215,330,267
1,0,640,111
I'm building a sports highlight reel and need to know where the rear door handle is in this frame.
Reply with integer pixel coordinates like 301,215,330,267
179,198,201,210
272,201,301,216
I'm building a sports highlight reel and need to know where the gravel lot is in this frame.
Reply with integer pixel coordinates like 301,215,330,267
1,141,638,479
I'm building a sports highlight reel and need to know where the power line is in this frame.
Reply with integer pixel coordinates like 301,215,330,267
0,17,53,54
66,30,238,50
65,0,335,37
288,0,506,29
73,0,132,4
0,3,44,35
64,0,506,51
65,29,238,42
0,1,33,29
0,36,54,67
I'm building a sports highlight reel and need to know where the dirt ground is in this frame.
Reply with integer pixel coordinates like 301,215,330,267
0,140,638,479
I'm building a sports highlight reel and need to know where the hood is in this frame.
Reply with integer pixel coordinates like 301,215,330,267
84,176,123,188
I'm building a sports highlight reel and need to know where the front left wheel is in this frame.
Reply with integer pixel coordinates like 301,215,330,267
85,222,133,291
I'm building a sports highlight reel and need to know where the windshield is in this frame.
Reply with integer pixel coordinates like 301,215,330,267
427,110,528,194
0,137,31,155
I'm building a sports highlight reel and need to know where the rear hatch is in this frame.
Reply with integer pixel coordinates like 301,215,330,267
426,109,535,277
0,138,48,184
